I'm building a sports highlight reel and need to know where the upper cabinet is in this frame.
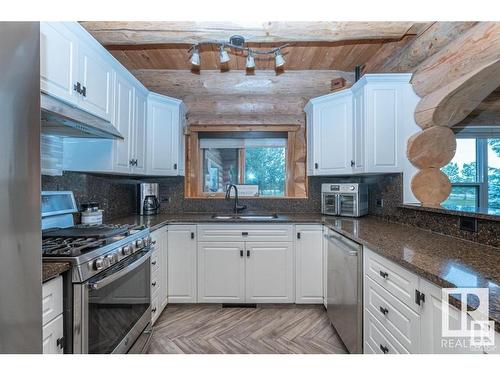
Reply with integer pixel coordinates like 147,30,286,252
305,74,415,176
146,93,186,176
41,22,114,123
43,22,186,177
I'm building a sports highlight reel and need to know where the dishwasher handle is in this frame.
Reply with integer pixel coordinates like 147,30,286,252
325,233,360,256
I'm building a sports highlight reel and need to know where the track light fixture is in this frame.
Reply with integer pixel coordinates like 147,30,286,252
274,50,285,68
188,35,288,73
219,45,231,64
190,47,200,67
245,52,255,70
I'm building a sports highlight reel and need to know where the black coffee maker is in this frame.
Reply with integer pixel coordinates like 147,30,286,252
138,183,160,215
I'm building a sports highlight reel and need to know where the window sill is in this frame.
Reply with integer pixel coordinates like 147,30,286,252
400,203,500,222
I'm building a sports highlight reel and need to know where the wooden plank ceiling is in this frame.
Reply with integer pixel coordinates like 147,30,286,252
80,21,428,71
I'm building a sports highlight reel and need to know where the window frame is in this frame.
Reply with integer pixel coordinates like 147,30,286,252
184,124,307,199
447,137,490,210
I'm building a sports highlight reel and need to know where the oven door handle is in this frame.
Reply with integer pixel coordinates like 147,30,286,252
88,250,152,290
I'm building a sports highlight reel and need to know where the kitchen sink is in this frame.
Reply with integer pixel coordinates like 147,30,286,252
211,214,279,220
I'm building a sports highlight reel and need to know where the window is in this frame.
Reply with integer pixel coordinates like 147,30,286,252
441,137,500,211
199,133,287,197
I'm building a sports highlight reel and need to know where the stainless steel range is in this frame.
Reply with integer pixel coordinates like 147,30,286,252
42,191,153,354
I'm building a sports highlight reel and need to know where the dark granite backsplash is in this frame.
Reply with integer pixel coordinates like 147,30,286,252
42,172,137,220
368,174,500,247
42,171,500,247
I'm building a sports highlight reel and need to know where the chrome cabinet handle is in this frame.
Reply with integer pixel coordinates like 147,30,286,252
151,282,156,287
246,250,250,257
240,249,244,257
151,261,157,266
380,344,389,354
379,270,389,279
379,306,389,315
152,307,157,313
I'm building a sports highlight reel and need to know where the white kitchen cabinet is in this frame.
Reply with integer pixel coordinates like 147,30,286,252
167,225,197,303
323,227,328,308
304,73,414,176
113,74,135,173
134,89,148,174
151,226,168,324
245,242,294,303
77,41,114,122
42,276,64,354
41,22,114,122
305,90,353,175
146,93,186,176
197,242,245,303
40,22,79,106
295,225,323,304
42,314,64,354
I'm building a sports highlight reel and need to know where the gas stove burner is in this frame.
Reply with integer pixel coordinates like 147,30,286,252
42,237,108,257
43,223,135,239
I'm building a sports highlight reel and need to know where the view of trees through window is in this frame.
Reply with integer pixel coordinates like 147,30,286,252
441,138,500,210
245,147,286,196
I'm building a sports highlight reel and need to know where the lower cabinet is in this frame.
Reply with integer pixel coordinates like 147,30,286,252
197,241,294,303
42,276,64,354
245,242,294,303
151,226,168,324
167,225,197,303
363,247,499,354
295,225,324,304
197,242,245,303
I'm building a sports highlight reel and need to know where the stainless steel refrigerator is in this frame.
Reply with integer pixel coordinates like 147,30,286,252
0,22,42,353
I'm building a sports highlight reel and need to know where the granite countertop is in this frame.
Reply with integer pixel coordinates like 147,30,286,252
109,212,500,331
42,262,71,283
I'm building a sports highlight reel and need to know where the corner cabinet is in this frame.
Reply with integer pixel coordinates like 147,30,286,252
305,73,415,176
146,93,186,176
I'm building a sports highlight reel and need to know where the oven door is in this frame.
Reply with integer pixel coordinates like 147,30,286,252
322,193,339,215
338,193,358,217
74,249,152,354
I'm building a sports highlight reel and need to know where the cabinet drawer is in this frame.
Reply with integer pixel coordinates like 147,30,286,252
197,224,293,242
151,292,160,324
364,309,409,354
42,275,63,326
364,248,419,311
364,275,420,353
150,251,160,273
151,268,160,296
42,313,64,354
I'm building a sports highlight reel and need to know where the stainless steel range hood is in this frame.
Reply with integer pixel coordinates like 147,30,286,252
41,93,124,139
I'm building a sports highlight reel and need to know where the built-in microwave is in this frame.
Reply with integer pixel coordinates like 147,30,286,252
321,183,368,217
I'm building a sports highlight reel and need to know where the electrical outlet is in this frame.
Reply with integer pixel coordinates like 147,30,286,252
376,198,384,208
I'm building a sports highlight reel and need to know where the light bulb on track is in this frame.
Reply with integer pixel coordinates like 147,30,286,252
246,53,255,69
219,45,230,64
274,50,285,68
190,48,200,67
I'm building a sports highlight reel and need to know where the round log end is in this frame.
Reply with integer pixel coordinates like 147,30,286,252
411,168,452,206
407,127,456,169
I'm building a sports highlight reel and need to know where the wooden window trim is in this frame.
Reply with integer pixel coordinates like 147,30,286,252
185,124,307,199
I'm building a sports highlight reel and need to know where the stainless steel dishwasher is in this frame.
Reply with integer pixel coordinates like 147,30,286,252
325,228,363,354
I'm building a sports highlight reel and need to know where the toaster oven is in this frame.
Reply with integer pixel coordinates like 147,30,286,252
321,183,368,217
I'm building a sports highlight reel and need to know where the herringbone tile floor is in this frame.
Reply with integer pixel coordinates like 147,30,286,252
148,304,348,354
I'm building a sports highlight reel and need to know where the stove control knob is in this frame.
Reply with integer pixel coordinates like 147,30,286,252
105,254,117,265
93,257,105,270
121,245,132,256
135,239,144,249
144,236,152,246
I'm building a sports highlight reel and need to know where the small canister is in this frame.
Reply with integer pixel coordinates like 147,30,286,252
80,202,104,225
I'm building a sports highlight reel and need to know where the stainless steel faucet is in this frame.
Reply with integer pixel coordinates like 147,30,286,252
225,184,247,214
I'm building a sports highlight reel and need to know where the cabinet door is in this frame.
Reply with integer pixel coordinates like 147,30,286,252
113,75,134,173
40,22,79,105
77,42,114,122
313,95,353,175
419,279,486,354
147,98,179,176
245,242,294,303
197,242,245,303
364,84,402,173
295,225,323,304
151,227,168,315
352,88,365,172
133,90,148,173
42,314,64,354
167,225,197,303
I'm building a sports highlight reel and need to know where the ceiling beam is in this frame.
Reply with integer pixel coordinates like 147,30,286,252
79,21,420,45
130,69,355,98
363,22,477,73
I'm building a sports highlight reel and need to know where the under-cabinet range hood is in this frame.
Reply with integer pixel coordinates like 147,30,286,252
41,93,124,139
